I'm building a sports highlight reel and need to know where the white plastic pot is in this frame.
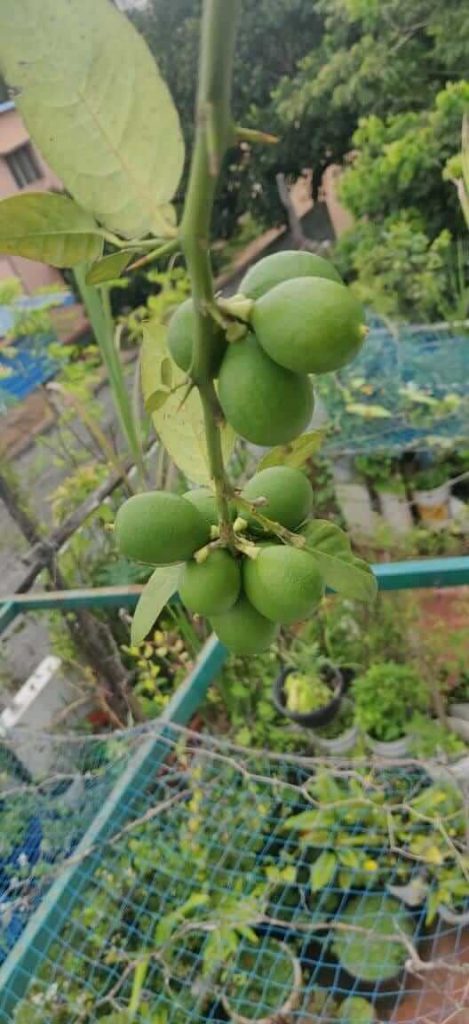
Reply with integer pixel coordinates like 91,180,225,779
437,903,469,927
413,481,451,530
367,734,409,758
314,724,359,755
378,489,413,534
446,715,469,743
450,496,469,533
333,481,377,536
425,756,469,786
448,702,469,722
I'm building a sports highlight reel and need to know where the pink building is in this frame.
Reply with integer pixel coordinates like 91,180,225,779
0,99,65,293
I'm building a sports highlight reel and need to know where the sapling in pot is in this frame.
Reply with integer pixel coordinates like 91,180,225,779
331,894,416,988
352,662,428,755
273,663,344,727
221,937,302,1024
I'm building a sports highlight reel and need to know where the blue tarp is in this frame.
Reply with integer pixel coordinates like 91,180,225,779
0,335,56,411
0,292,75,412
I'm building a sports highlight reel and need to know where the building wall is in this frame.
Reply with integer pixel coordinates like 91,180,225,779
0,103,64,293
321,164,354,238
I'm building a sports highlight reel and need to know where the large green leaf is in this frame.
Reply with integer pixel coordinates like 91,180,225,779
0,193,103,266
303,520,377,602
256,429,326,471
131,565,182,645
0,0,184,238
141,321,235,485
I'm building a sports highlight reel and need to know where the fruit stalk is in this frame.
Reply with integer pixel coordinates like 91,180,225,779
180,0,241,544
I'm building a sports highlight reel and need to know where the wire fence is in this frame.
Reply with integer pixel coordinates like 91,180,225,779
318,321,469,455
1,722,468,1023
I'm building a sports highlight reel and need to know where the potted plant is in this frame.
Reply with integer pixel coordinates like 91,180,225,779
412,461,452,529
352,662,428,756
313,698,360,755
299,991,375,1023
388,780,469,926
426,864,469,927
331,894,415,988
221,937,302,1024
355,455,412,535
447,672,469,722
406,712,467,760
273,663,344,728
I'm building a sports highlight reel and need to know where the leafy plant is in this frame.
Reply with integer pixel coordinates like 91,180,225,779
407,713,467,759
354,455,406,496
332,894,414,982
283,770,397,895
352,662,428,742
412,463,450,492
284,671,334,716
221,937,300,1021
448,671,469,705
425,859,469,924
315,699,355,740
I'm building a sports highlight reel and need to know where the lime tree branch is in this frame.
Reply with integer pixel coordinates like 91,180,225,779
180,0,241,544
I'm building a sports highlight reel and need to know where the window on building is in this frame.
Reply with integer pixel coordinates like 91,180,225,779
5,143,42,188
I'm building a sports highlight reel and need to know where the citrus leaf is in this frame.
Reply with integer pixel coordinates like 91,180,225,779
303,520,377,602
257,429,326,471
0,0,184,238
345,403,392,419
141,321,235,485
160,357,173,388
131,565,182,645
145,388,171,413
0,193,103,266
311,850,337,892
85,251,133,285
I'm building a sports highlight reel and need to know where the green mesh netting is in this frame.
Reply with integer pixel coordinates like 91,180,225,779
318,322,469,454
1,723,468,1024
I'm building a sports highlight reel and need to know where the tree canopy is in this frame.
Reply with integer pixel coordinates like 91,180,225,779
132,0,468,316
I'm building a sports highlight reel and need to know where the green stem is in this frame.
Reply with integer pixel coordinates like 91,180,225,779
181,0,241,540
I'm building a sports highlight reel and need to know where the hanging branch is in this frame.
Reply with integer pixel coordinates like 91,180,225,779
180,0,242,546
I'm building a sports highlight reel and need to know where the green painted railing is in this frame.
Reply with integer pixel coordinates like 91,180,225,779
1,557,469,637
0,555,468,1019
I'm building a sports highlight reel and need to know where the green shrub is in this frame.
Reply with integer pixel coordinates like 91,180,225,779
352,661,428,741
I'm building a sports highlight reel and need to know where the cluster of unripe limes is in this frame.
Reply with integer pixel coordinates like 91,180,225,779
115,466,323,655
116,251,367,653
167,250,366,446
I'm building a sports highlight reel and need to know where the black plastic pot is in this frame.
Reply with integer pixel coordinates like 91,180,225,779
273,664,345,728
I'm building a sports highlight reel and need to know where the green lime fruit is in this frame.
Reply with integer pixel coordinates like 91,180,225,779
115,492,209,565
240,249,342,299
241,466,313,531
210,594,277,654
218,334,313,446
167,298,225,374
179,549,241,616
252,276,366,375
244,544,323,624
183,487,219,528
183,487,235,528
